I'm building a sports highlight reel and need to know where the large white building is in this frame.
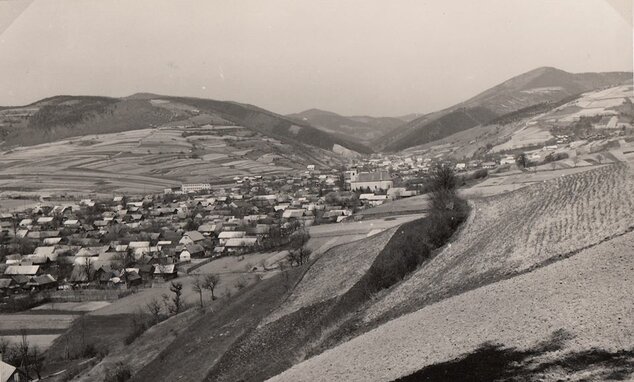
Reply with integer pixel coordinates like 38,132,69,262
181,183,212,193
350,171,393,191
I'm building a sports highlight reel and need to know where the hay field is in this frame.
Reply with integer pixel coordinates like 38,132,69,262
365,164,634,323
270,230,634,382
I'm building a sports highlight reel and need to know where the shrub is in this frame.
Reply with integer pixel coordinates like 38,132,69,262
104,362,132,382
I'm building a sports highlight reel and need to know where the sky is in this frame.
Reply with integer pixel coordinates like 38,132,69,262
0,0,632,116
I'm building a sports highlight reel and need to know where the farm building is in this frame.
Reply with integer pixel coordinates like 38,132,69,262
181,183,212,193
180,231,205,245
153,264,177,281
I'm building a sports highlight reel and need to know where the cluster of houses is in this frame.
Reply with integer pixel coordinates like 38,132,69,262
0,168,421,298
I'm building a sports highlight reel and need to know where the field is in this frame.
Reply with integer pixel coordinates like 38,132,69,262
264,227,397,324
0,301,110,351
365,164,634,323
271,230,634,381
0,126,306,195
356,195,429,217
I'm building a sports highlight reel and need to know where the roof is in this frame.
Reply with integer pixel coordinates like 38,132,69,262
283,209,305,218
0,360,17,382
154,264,176,274
355,171,391,182
218,231,246,239
76,246,110,257
184,231,205,242
128,241,150,248
0,279,14,289
28,274,57,286
34,246,56,257
5,265,39,275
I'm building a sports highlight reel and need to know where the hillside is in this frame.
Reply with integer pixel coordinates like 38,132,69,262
0,95,375,195
287,108,402,144
270,163,634,381
0,94,371,154
378,67,632,151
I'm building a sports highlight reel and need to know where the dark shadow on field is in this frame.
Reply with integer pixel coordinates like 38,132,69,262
393,329,634,382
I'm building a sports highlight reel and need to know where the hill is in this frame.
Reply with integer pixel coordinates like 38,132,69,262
0,94,371,154
286,108,401,144
377,67,632,151
271,164,634,381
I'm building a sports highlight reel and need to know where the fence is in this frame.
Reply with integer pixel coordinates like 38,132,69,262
49,289,130,302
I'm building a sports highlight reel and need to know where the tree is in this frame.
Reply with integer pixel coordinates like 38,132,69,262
191,276,204,308
202,274,220,300
145,298,163,324
83,257,94,282
170,281,183,313
428,163,458,211
515,153,529,169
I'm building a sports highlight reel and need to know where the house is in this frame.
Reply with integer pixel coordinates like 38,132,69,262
350,171,393,191
123,269,142,287
153,264,177,281
26,274,58,290
218,231,246,245
179,231,205,245
224,237,258,252
185,243,205,257
179,250,192,263
0,358,29,382
69,264,94,284
33,246,57,262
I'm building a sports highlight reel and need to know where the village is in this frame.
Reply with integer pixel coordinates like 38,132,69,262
0,163,425,302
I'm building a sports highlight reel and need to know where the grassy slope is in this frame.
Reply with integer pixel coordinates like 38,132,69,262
270,229,634,381
74,309,203,381
129,267,305,382
202,203,468,382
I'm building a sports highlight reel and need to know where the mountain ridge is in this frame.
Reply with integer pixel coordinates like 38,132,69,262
376,67,632,151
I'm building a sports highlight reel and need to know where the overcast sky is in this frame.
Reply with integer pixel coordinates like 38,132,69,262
0,0,631,116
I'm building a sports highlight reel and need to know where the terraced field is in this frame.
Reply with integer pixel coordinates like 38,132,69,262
0,127,298,194
365,164,634,323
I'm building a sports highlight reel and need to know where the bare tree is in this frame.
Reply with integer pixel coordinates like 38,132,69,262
191,276,204,308
169,281,183,314
146,298,162,324
83,257,94,282
202,274,220,300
